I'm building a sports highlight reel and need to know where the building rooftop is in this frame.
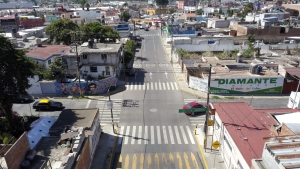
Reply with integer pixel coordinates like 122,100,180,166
212,102,277,167
25,45,70,61
50,109,98,133
30,137,67,169
63,43,122,57
263,135,300,168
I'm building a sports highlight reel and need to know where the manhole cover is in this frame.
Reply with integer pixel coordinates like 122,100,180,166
150,108,157,112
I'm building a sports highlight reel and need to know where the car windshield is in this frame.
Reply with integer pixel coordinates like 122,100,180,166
185,103,193,109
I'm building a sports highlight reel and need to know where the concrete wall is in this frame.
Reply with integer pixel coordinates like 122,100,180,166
89,111,101,159
40,81,57,94
4,133,30,169
261,146,281,169
27,75,42,94
75,139,91,169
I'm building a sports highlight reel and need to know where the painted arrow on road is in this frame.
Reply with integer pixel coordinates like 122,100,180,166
165,71,168,79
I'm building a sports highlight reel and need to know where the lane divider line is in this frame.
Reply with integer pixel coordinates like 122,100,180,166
194,129,209,169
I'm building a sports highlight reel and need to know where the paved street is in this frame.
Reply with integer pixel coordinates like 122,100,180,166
12,29,292,169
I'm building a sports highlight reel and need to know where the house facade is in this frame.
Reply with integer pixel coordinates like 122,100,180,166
62,42,123,80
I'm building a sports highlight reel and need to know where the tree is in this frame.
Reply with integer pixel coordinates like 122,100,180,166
166,8,176,14
124,40,136,65
0,36,35,128
219,8,223,14
242,7,252,17
122,2,128,7
196,9,203,15
79,0,86,10
242,34,256,58
45,19,79,45
84,2,90,11
155,0,169,7
227,8,233,17
79,22,120,42
44,57,67,81
119,11,131,22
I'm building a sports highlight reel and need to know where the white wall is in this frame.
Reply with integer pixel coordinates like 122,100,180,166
26,75,42,94
214,113,250,169
73,10,101,19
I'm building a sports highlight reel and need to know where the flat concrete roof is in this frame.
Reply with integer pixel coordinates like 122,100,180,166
30,137,67,169
51,108,98,131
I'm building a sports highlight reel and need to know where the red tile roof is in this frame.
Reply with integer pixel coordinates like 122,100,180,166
212,102,277,167
26,45,70,60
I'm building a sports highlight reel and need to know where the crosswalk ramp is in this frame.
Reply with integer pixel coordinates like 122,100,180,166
117,125,195,145
139,33,160,37
184,99,206,126
115,152,203,169
97,99,123,125
125,82,179,90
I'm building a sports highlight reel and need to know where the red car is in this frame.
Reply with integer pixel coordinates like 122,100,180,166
183,101,207,116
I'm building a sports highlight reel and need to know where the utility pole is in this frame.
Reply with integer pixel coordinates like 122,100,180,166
108,89,116,133
74,33,83,96
204,64,212,150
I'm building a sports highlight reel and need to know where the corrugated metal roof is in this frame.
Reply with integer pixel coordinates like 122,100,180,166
285,67,300,79
213,102,276,168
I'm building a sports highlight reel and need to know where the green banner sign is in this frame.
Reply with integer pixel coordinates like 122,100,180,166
179,108,208,113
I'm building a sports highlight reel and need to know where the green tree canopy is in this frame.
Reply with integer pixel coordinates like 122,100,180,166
196,9,203,15
155,0,169,7
166,8,176,14
119,11,131,22
0,36,35,127
242,7,252,17
124,40,136,64
79,22,120,42
79,0,86,10
45,19,79,45
43,57,67,81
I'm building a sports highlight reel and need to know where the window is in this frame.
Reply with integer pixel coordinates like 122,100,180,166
224,136,232,151
82,54,87,59
48,60,51,64
105,66,110,75
101,54,107,60
90,66,98,72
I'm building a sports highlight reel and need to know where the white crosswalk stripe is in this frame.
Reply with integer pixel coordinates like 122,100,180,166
184,99,207,126
126,82,179,90
139,33,160,37
97,99,123,125
118,125,195,145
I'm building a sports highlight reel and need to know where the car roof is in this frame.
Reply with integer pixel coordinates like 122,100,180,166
39,99,50,103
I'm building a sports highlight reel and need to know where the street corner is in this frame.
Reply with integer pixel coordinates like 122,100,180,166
194,128,209,169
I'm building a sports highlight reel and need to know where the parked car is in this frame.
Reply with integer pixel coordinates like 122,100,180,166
13,95,34,103
33,99,63,111
183,101,207,116
125,68,136,76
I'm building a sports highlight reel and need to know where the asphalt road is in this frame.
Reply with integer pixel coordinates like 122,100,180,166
12,29,291,169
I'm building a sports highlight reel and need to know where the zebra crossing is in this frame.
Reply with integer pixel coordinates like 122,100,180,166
97,99,123,125
184,99,206,126
125,82,179,90
115,152,202,169
139,33,160,37
117,125,195,145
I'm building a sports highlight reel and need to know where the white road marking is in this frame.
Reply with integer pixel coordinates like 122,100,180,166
85,100,91,108
145,126,148,144
180,126,188,144
159,81,162,90
157,126,161,144
147,83,150,90
118,126,124,145
163,83,166,90
155,82,158,90
151,126,155,144
124,126,130,145
174,126,182,144
131,126,136,144
170,82,174,90
168,126,175,144
138,126,142,144
174,82,179,90
166,83,170,90
150,82,154,90
186,126,195,144
162,126,168,144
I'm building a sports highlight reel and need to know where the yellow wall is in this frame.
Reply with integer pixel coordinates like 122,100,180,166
146,9,156,15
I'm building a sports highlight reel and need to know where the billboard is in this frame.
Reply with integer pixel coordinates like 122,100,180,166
210,77,284,94
189,76,208,92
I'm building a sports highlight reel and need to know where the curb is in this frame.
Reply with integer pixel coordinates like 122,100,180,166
194,129,209,169
108,129,118,169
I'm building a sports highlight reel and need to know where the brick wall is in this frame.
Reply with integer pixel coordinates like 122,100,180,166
4,132,30,169
75,139,91,169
